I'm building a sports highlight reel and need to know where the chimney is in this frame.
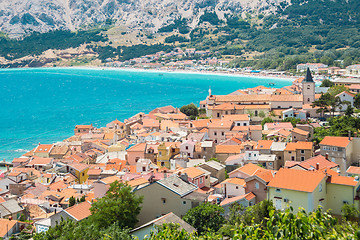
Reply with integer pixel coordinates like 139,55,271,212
316,163,319,170
325,153,328,160
348,130,351,141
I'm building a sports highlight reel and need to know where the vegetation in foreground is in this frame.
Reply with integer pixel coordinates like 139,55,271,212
9,180,357,240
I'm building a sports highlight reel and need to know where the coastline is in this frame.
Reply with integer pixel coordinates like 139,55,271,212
0,65,298,82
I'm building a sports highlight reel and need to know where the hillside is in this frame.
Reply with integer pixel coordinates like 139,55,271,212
1,0,360,69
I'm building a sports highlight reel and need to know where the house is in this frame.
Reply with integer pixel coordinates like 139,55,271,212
326,175,360,215
7,171,28,183
346,166,360,177
93,175,121,199
220,192,256,216
142,119,160,132
291,128,310,142
220,178,246,198
319,136,357,174
263,122,293,131
228,163,265,179
66,163,89,184
245,169,274,203
180,140,197,158
286,155,339,172
26,156,53,170
267,168,327,213
335,91,355,111
297,63,328,73
0,219,20,239
0,199,24,219
222,114,250,127
199,161,226,183
35,201,92,233
346,64,360,76
49,144,69,159
74,124,94,135
178,167,211,188
157,142,180,168
284,141,313,162
208,120,234,144
131,212,196,240
215,145,243,163
33,144,54,158
127,143,147,165
135,175,207,226
270,142,287,170
11,157,30,168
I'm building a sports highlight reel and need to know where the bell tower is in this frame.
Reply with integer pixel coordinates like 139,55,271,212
302,68,315,104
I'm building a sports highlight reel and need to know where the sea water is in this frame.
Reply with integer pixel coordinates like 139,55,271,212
0,67,293,162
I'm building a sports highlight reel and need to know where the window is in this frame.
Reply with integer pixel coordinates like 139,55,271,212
300,150,305,154
237,123,241,126
161,162,165,166
236,186,239,189
307,98,310,102
162,198,166,204
255,111,258,116
291,156,295,161
278,106,281,109
307,85,310,89
255,182,259,189
319,183,322,192
269,162,273,166
199,178,203,184
276,188,281,192
249,153,252,157
185,146,188,150
300,156,305,161
262,163,266,167
332,147,338,151
244,123,247,126
214,132,217,136
217,113,220,118
183,201,186,205
142,167,146,171
221,132,224,136
82,172,85,176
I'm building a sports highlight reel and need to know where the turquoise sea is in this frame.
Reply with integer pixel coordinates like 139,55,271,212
0,68,293,162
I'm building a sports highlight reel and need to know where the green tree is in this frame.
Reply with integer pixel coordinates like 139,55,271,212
183,203,225,234
327,85,349,97
180,103,199,119
258,111,266,118
89,181,143,229
341,204,360,221
69,196,76,207
354,93,360,109
261,117,273,127
320,79,334,87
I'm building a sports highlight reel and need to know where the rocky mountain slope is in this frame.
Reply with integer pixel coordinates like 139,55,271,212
0,0,290,37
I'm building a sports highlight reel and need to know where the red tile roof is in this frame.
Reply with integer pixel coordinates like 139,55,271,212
320,136,351,148
220,192,256,206
267,168,325,192
328,175,358,186
65,201,92,221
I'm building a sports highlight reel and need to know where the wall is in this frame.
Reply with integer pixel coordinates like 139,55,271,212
326,183,357,215
135,183,193,226
245,178,267,203
222,182,246,197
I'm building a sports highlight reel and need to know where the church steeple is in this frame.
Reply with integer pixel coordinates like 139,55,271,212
304,68,314,82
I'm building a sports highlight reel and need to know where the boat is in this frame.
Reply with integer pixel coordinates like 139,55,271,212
269,83,275,86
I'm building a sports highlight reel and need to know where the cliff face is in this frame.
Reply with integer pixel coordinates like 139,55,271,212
0,0,290,37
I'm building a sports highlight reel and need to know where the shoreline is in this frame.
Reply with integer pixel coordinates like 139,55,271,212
0,65,298,82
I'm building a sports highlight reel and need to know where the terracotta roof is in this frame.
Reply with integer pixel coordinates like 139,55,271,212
208,120,233,129
75,125,92,129
297,155,338,170
346,166,360,175
336,91,355,98
292,128,309,136
229,163,264,176
256,140,274,150
270,94,303,102
254,169,276,182
12,158,30,163
28,156,52,165
48,180,68,191
320,136,351,148
182,167,206,179
65,201,92,221
328,175,358,186
68,163,89,172
100,175,121,185
142,119,160,128
285,141,313,151
215,145,243,154
87,169,102,176
222,114,250,121
267,168,325,192
190,119,211,129
126,177,149,187
221,177,246,186
34,144,54,153
0,219,18,238
127,143,147,152
214,94,271,103
220,192,256,206
264,122,293,130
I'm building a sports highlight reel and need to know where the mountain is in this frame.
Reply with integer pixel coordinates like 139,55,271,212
0,0,290,37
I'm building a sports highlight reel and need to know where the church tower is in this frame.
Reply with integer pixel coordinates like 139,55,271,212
302,68,315,104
